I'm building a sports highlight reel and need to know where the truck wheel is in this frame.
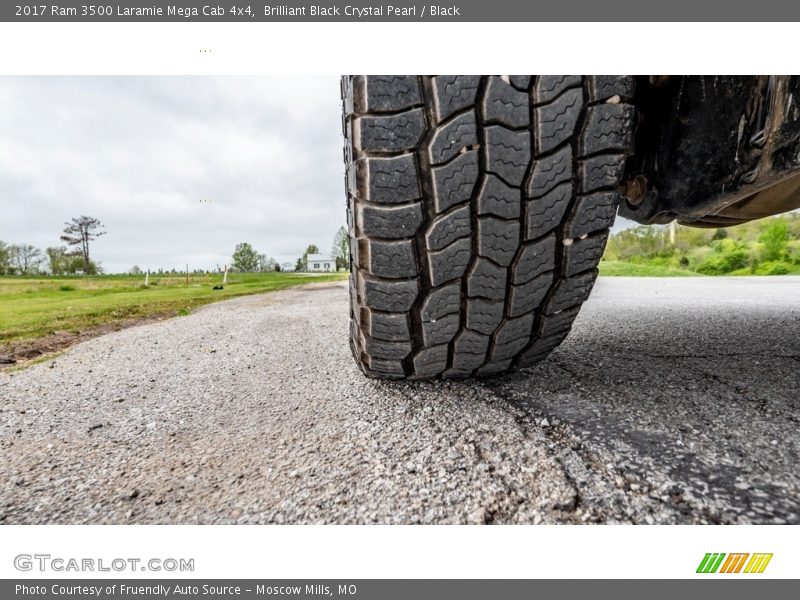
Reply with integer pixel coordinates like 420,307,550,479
342,75,636,379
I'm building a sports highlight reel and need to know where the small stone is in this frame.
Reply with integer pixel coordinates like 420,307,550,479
469,507,486,523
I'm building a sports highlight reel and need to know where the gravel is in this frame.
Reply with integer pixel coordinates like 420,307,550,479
1,277,798,524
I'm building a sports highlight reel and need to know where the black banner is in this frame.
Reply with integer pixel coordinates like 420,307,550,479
4,1,800,22
3,580,798,599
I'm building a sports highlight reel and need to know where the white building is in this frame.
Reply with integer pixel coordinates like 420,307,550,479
280,262,294,272
306,254,336,272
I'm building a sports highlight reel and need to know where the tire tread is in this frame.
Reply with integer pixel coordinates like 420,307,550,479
344,75,635,378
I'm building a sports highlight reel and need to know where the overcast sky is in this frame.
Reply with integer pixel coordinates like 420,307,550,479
0,76,345,273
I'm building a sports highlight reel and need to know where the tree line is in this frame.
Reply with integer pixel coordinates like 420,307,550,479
231,226,350,273
2,219,352,276
604,213,800,275
0,216,105,275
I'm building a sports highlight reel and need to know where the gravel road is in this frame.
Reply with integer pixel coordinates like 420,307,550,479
1,277,798,524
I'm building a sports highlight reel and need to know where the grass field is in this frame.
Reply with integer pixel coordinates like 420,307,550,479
0,271,346,350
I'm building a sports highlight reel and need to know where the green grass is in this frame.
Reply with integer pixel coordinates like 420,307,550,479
0,271,346,346
600,259,800,277
599,261,702,277
727,262,800,276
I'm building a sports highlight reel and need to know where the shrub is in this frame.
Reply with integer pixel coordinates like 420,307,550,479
754,261,791,275
696,239,750,274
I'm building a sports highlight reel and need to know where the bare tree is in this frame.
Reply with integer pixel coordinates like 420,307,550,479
0,240,11,275
61,216,106,273
257,254,278,272
9,244,43,275
331,226,349,270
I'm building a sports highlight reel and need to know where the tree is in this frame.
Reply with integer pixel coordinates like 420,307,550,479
61,216,106,273
0,241,11,275
331,226,350,270
760,220,789,262
129,265,142,275
45,246,68,275
231,242,260,272
9,244,43,275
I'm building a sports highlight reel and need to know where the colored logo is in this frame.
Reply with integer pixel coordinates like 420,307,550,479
696,553,773,574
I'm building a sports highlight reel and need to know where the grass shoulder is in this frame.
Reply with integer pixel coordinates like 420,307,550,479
598,261,701,277
0,271,346,365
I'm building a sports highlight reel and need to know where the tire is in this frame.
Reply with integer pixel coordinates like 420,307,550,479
342,75,636,379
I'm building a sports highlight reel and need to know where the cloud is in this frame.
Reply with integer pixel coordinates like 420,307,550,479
0,76,346,272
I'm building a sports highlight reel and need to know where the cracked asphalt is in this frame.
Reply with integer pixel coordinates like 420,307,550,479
1,277,798,524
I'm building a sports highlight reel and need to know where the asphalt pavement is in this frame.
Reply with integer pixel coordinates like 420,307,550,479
1,277,798,524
